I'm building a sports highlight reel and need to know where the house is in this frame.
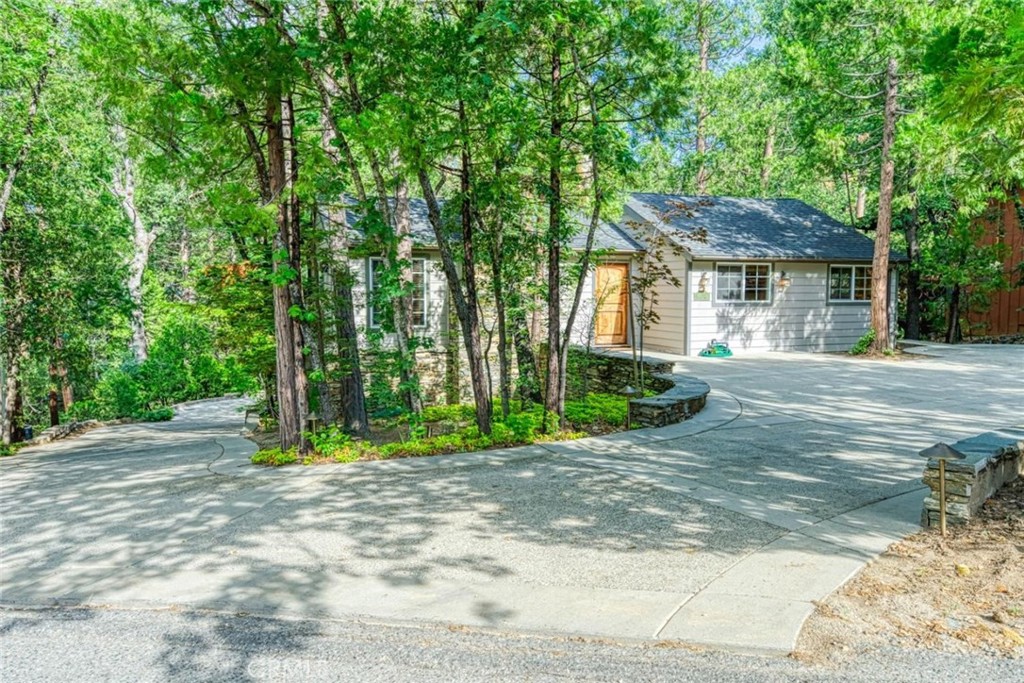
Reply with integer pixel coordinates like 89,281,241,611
619,194,903,355
342,193,900,400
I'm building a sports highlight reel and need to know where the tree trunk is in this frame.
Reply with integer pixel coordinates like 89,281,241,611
53,334,73,409
417,166,492,434
856,185,867,220
869,57,898,353
324,201,369,436
489,236,511,419
557,46,605,420
392,172,423,415
1,250,27,445
444,289,461,405
946,285,962,344
280,95,320,436
905,206,922,340
544,41,564,427
510,306,540,403
111,124,156,363
0,55,50,248
456,102,493,434
694,1,710,196
267,94,305,453
760,124,775,194
312,4,369,436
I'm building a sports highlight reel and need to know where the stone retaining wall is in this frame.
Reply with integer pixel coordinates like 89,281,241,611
628,375,711,428
567,348,710,429
566,348,674,397
922,428,1024,527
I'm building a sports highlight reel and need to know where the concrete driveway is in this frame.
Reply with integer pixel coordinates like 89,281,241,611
1,342,1021,654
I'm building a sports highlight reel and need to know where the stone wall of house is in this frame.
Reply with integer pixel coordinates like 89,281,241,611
922,429,1024,527
565,348,674,398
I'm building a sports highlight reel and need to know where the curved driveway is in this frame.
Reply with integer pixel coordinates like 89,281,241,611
1,342,1021,655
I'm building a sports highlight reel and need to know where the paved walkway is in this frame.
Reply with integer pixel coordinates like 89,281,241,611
1,342,1021,655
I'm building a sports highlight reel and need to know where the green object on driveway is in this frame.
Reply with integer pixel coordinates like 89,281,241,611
699,340,733,358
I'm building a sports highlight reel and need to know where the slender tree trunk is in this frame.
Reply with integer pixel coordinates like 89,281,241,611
1,251,28,445
418,166,492,434
53,334,73,409
856,185,867,220
392,171,423,415
760,124,775,195
312,3,369,435
544,41,564,427
905,204,922,340
694,1,710,196
557,46,605,420
267,94,305,452
324,200,369,435
444,288,461,405
870,57,898,352
0,55,50,248
456,102,493,434
946,285,962,344
510,306,540,403
111,124,156,363
488,234,511,419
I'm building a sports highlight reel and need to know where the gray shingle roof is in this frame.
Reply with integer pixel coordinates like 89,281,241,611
345,198,642,253
569,217,645,252
625,193,902,262
338,193,901,262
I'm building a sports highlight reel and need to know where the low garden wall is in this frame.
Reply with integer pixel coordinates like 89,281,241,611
922,428,1024,527
568,348,710,429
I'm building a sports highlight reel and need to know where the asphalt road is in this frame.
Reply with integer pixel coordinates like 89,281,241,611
2,607,1021,683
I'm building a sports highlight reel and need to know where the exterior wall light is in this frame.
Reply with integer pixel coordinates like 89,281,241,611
697,272,709,293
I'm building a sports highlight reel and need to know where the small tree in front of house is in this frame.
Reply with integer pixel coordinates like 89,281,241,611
624,200,709,391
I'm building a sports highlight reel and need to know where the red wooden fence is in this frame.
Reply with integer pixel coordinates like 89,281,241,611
968,192,1024,336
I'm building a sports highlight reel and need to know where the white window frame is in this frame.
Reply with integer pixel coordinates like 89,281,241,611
368,257,428,329
714,262,773,304
828,264,872,303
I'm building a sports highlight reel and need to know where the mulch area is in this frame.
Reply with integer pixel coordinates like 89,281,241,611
796,477,1024,662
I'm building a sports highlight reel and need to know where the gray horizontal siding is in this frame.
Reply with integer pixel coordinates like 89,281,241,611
687,261,872,354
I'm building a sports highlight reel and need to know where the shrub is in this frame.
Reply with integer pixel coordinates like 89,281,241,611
62,399,104,422
307,426,352,459
93,367,145,419
133,407,174,422
850,328,876,355
251,447,298,466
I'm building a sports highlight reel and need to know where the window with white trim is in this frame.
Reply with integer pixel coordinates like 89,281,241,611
828,265,871,302
715,263,771,303
368,257,427,328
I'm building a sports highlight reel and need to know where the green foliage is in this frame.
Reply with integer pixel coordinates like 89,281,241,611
92,368,145,420
302,393,625,465
306,426,353,460
61,316,253,423
850,328,877,356
564,394,628,429
134,407,174,422
251,447,298,467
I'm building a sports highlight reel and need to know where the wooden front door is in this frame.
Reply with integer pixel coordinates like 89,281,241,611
594,264,629,346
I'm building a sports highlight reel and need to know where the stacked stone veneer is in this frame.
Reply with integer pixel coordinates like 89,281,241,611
922,428,1024,527
567,349,710,429
628,375,711,428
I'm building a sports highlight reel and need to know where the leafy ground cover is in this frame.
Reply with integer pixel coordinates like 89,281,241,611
249,393,631,467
